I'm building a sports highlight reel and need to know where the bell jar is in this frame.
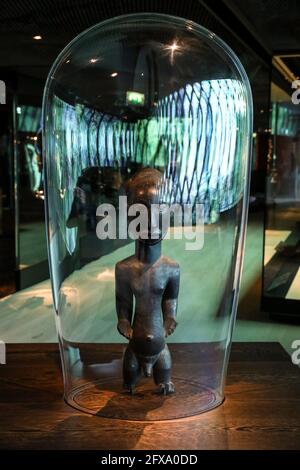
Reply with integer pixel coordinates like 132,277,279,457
43,13,252,419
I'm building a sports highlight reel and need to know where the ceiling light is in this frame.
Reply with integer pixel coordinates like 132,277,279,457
110,72,118,78
90,58,98,64
170,42,179,52
162,40,183,65
33,35,42,40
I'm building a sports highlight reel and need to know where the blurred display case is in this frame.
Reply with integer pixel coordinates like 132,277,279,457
262,73,300,319
15,103,48,289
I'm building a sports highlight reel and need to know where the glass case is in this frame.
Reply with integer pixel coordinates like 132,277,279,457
43,13,252,418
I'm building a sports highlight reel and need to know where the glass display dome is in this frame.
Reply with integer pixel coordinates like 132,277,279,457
43,13,252,419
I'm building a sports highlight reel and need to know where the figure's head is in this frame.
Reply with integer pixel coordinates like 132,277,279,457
126,168,167,244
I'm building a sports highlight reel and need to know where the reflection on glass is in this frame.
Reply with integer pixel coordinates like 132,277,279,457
49,78,247,258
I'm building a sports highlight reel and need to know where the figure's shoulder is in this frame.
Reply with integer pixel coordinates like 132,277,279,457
115,255,135,274
161,256,180,272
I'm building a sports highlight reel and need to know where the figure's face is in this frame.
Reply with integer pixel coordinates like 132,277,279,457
127,169,168,245
133,184,165,245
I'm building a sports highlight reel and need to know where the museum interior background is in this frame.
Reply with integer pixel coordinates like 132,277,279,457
0,0,300,354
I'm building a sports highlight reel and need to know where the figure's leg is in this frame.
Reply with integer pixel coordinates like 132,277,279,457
123,345,141,394
153,345,175,395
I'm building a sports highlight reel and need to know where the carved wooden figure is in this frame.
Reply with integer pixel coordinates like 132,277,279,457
115,168,180,395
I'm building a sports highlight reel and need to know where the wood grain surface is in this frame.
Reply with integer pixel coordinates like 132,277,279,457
0,342,300,450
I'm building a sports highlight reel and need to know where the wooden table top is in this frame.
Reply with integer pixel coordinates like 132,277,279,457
0,342,300,450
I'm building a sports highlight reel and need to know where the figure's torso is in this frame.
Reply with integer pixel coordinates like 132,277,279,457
118,254,178,354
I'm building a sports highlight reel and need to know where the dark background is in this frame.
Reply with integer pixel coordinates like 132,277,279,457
0,0,298,300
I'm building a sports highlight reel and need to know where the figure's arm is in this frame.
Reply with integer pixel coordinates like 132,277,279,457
162,264,180,337
115,263,133,340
